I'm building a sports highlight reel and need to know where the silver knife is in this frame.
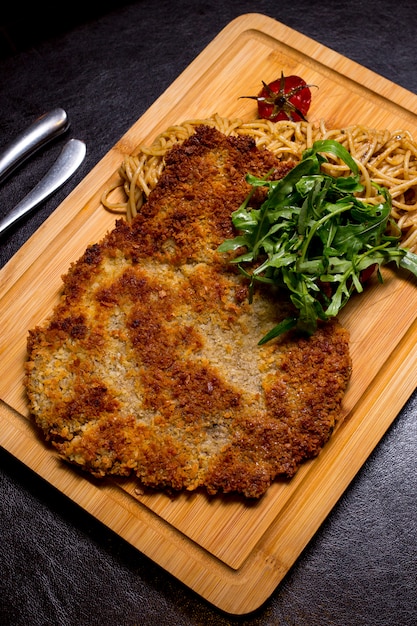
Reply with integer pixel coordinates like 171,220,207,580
0,108,70,184
0,138,86,236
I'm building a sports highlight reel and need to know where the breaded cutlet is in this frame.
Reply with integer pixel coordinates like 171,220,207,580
25,126,351,498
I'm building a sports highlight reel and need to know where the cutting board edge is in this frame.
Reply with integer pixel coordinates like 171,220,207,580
2,305,417,616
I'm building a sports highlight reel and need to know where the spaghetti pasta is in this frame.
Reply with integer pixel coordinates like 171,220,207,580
101,113,417,249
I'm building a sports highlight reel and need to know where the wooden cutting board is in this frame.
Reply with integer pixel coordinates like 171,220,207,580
2,13,417,615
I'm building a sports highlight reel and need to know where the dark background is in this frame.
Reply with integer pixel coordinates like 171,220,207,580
0,3,131,59
1,1,417,625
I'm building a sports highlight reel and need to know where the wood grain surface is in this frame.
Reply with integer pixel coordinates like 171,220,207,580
1,13,417,615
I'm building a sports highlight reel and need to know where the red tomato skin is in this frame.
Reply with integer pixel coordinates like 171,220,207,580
257,75,312,122
359,264,377,284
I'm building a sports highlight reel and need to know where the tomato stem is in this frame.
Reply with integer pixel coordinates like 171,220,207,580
239,71,318,123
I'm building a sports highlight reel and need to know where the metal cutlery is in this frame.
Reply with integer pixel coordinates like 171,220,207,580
0,138,86,236
0,108,70,184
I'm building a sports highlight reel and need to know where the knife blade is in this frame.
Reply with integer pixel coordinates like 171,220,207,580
0,138,86,236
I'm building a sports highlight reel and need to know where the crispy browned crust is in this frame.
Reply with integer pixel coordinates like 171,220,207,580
25,126,352,498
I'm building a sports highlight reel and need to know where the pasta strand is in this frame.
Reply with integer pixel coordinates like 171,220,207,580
101,114,417,249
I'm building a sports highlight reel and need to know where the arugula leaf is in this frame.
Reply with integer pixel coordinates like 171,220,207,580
218,139,417,344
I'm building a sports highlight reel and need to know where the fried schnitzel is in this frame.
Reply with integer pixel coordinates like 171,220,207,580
25,126,352,498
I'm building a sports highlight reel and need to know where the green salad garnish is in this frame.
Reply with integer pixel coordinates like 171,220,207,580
218,139,417,344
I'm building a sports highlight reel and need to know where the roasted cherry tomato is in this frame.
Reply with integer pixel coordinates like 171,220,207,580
319,264,377,301
240,72,316,122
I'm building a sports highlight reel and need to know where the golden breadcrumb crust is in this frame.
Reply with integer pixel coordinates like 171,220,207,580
26,126,351,498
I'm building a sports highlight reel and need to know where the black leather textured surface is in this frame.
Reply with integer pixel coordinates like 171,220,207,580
1,1,417,624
